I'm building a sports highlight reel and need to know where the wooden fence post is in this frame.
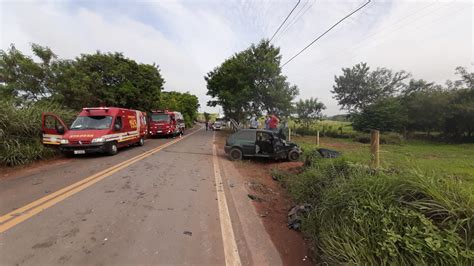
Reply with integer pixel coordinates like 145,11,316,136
316,131,320,147
371,130,380,168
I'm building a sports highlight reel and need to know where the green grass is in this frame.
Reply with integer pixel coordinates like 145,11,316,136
276,156,474,264
289,120,355,135
293,136,474,188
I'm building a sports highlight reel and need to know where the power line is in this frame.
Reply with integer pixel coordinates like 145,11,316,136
282,0,371,67
274,0,317,43
310,1,455,66
269,0,301,42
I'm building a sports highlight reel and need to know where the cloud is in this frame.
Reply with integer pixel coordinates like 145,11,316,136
1,0,472,115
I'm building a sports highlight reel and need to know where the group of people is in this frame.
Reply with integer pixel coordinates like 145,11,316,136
249,114,279,131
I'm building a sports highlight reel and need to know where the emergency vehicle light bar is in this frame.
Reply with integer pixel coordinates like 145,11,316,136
83,107,110,112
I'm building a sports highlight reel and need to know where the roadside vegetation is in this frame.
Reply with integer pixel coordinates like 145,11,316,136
274,148,473,264
0,98,76,166
0,44,200,166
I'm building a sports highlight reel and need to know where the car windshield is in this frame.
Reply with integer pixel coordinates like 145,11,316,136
70,116,113,130
151,114,170,122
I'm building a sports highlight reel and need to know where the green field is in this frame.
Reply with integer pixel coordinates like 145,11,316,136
289,120,354,134
293,136,474,187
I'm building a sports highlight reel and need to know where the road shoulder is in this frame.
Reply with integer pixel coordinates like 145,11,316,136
215,130,311,265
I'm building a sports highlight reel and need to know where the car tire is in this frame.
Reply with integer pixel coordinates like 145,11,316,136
288,150,300,162
229,148,243,161
138,137,145,146
107,142,118,156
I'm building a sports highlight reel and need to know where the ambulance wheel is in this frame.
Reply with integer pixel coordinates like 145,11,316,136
138,137,145,146
107,142,118,156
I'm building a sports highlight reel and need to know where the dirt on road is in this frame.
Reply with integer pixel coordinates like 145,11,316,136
215,131,312,265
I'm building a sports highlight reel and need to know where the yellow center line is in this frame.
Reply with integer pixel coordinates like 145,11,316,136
0,127,203,234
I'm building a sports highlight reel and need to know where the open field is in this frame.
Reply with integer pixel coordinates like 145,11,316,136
292,136,474,187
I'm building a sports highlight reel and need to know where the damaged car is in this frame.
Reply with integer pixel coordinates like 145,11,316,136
224,129,302,161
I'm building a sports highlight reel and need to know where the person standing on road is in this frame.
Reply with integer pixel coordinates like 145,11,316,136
264,115,270,130
205,121,209,131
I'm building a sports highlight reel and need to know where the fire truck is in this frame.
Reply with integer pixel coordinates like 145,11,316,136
148,110,185,137
41,107,148,156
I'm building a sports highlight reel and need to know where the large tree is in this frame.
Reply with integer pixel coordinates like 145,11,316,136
332,62,409,112
0,44,165,111
401,81,451,135
352,97,407,132
53,52,164,111
294,97,326,129
205,40,298,122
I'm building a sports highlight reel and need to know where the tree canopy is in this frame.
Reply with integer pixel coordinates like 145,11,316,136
157,91,200,127
294,97,326,129
1,43,201,121
205,40,298,122
332,62,409,113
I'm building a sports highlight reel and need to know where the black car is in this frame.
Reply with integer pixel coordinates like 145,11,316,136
224,129,302,161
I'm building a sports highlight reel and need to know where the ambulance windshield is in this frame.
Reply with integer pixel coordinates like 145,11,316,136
151,114,170,122
70,116,113,130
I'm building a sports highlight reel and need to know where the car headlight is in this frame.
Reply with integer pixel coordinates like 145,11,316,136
91,137,106,143
60,139,69,144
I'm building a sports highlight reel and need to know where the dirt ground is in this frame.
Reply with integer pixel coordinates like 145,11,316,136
216,131,312,265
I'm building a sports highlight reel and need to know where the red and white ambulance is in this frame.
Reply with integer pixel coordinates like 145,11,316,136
148,110,185,137
42,107,147,155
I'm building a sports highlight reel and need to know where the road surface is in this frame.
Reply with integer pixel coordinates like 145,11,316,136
0,127,281,265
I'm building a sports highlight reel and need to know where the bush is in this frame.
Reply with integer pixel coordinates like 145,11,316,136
282,158,473,264
0,99,76,166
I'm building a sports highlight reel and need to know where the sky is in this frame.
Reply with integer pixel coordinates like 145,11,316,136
1,0,472,115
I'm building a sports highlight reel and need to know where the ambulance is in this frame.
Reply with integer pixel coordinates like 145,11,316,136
42,107,148,156
148,110,185,137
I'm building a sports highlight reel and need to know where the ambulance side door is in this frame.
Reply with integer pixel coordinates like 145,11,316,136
41,113,68,146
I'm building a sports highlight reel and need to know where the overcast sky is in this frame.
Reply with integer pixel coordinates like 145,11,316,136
1,0,472,115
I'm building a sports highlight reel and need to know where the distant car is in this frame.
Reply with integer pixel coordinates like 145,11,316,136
224,129,302,161
212,121,223,131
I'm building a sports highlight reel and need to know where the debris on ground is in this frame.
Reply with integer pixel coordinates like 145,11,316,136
272,175,279,181
247,194,264,202
183,231,192,236
288,204,312,230
317,148,342,158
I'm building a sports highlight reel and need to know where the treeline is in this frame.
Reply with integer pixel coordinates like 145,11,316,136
332,63,473,141
0,44,199,121
0,44,199,166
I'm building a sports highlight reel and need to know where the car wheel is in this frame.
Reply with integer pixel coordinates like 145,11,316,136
229,148,243,161
108,142,118,156
138,137,145,146
288,150,300,162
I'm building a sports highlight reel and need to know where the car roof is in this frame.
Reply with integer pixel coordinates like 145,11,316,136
238,129,274,134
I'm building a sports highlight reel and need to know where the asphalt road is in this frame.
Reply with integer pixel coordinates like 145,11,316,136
0,127,282,265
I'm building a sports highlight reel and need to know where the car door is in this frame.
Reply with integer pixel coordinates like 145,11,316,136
240,130,256,155
41,113,68,146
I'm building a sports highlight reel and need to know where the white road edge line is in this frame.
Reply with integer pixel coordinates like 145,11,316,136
212,132,242,266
